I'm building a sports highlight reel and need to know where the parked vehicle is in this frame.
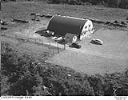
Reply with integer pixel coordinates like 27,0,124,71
69,43,81,49
91,39,103,45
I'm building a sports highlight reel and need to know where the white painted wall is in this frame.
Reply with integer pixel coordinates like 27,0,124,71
80,19,94,40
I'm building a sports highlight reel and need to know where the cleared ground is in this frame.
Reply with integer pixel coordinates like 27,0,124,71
47,29,128,75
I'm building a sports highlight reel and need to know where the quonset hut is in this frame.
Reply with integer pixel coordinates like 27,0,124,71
47,15,94,43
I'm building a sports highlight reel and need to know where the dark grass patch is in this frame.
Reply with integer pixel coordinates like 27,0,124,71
1,27,8,30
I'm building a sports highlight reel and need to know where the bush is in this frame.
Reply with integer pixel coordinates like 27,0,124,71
88,75,105,95
1,42,45,95
48,0,61,4
126,17,128,20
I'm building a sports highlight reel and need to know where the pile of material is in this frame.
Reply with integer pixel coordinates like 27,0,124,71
0,19,8,25
30,13,53,21
12,18,29,23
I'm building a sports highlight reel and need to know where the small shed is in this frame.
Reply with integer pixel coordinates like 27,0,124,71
47,15,94,42
65,33,77,44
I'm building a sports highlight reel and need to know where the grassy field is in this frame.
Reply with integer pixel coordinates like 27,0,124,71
1,1,128,75
1,1,128,21
1,1,128,96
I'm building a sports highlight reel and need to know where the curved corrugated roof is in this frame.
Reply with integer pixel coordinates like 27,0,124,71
47,15,87,36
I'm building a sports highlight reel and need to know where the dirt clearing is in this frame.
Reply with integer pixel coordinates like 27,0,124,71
47,29,128,75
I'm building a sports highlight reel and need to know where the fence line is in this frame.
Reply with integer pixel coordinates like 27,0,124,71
1,33,63,55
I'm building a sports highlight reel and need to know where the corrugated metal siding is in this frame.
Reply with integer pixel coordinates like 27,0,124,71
47,16,87,36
